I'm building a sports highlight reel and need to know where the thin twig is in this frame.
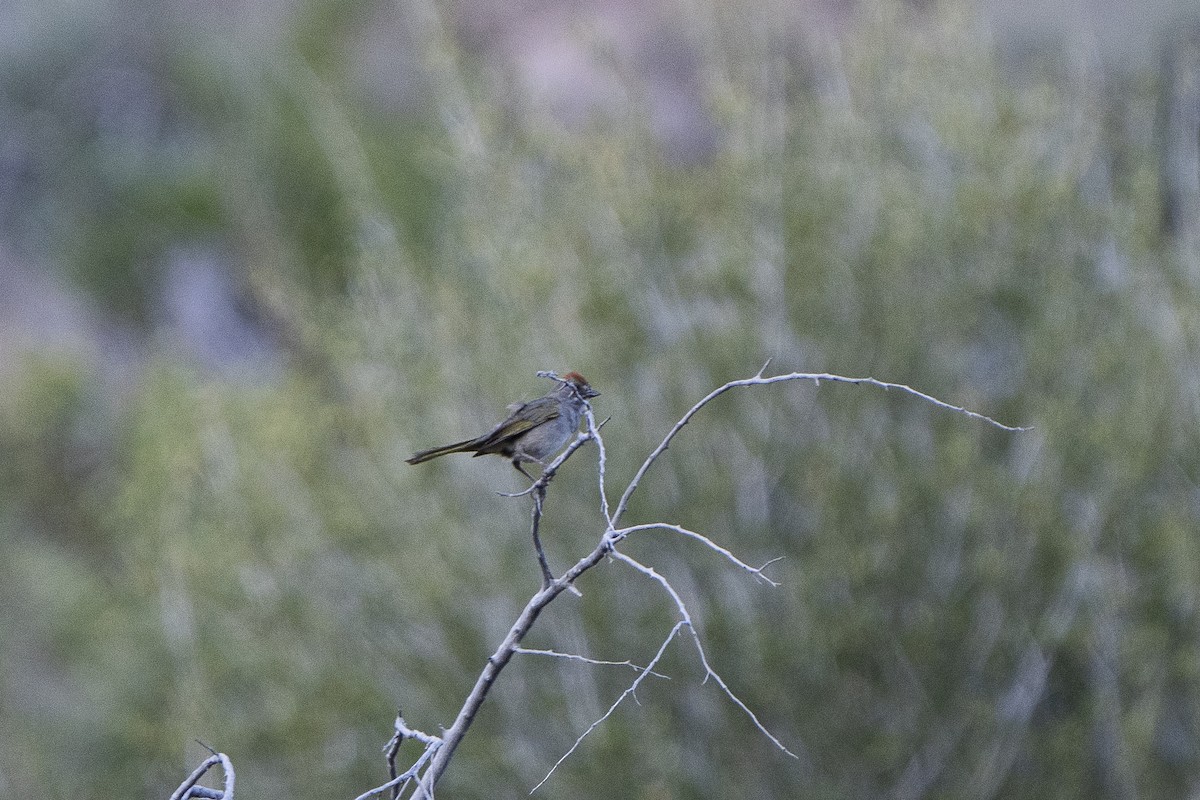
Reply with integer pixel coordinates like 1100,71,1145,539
610,549,799,759
513,646,671,678
531,621,689,794
529,488,554,587
382,710,441,800
384,722,403,800
584,410,614,526
355,743,440,800
612,370,1029,525
613,523,782,585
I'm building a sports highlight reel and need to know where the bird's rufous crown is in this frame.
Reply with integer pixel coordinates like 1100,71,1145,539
562,371,590,385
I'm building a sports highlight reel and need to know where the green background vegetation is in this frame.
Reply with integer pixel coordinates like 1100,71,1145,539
3,0,1200,797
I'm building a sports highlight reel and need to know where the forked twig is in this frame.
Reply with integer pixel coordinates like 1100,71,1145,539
612,522,783,585
530,621,689,794
169,752,235,800
621,553,795,749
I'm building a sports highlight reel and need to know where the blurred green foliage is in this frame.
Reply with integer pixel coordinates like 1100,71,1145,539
3,0,1200,798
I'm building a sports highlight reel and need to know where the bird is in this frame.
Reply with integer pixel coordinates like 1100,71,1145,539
406,372,599,480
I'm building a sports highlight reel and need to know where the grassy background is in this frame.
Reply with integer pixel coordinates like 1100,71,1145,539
4,0,1200,797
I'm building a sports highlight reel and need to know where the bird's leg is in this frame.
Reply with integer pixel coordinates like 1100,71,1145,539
528,484,554,587
512,459,537,482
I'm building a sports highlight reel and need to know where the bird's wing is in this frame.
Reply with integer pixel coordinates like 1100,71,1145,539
471,397,560,449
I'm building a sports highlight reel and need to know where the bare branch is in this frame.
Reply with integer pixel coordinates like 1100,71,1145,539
183,789,224,799
392,713,442,750
354,743,440,800
383,721,404,800
375,710,445,799
584,409,614,526
529,490,554,587
613,522,782,585
531,621,689,794
610,549,799,759
802,373,1030,432
612,370,1030,524
407,578,584,798
513,646,671,678
170,753,235,800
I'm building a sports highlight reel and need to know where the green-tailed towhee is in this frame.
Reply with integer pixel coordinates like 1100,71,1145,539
406,372,599,479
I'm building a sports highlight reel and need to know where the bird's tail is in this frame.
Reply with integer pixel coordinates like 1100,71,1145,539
405,439,479,464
